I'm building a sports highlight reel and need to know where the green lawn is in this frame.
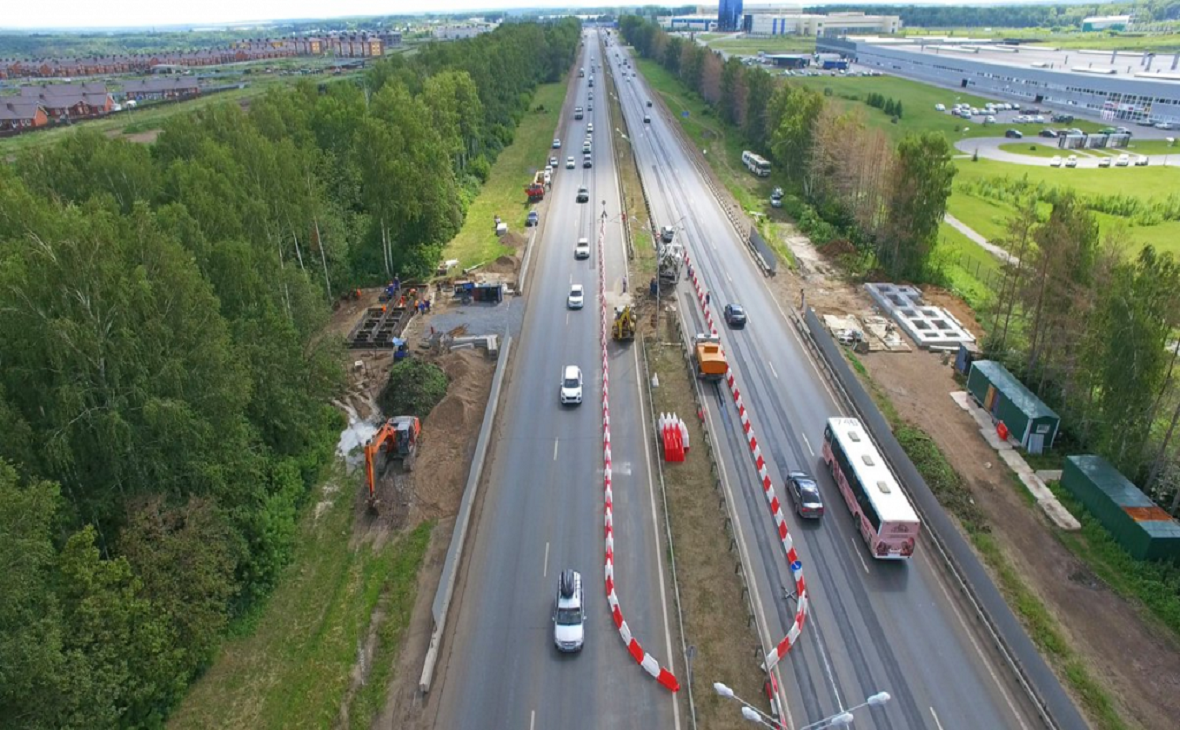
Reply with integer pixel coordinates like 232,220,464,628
996,142,1073,159
954,158,1180,200
442,79,567,269
707,35,816,55
169,473,433,730
947,191,1014,243
935,222,1004,309
1123,139,1180,156
788,75,1108,143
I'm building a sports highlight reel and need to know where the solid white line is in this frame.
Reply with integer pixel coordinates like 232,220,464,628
553,439,559,461
566,311,570,326
801,433,814,457
815,627,846,714
852,538,871,575
768,361,779,380
928,553,1033,730
726,271,732,283
930,706,945,730
543,542,550,578
530,709,536,730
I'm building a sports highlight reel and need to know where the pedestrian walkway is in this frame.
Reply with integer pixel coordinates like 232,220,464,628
945,213,1021,267
950,391,1080,531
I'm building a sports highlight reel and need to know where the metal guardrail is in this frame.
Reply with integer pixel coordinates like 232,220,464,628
419,335,513,694
797,307,1086,730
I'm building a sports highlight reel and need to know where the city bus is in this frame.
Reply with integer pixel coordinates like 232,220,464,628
741,150,771,177
822,417,921,559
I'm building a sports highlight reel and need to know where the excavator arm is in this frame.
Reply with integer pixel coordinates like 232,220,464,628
363,421,398,513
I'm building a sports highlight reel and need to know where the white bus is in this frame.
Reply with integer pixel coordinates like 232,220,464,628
822,417,921,560
741,150,771,177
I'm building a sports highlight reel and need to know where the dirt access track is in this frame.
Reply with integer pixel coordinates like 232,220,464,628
327,288,497,728
773,235,1180,730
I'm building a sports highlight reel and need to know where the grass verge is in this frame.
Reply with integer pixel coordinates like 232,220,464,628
843,351,1127,730
168,473,433,730
612,56,764,728
442,79,567,269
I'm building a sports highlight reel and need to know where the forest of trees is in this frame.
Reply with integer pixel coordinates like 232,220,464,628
621,15,956,281
0,19,579,729
807,2,1180,29
621,15,1180,506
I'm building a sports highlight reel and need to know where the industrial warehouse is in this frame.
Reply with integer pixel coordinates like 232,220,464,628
820,35,1180,125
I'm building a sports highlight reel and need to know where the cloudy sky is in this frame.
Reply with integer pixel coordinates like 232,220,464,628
1,1,949,30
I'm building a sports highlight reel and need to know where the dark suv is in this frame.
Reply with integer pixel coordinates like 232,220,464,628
724,303,747,328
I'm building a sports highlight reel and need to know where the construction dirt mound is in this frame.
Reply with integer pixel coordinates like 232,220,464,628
409,349,495,523
501,231,527,249
485,255,519,275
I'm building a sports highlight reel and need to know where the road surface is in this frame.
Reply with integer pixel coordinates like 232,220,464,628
608,38,1059,730
430,32,679,730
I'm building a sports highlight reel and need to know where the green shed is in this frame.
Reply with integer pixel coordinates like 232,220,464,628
1062,455,1180,561
966,360,1060,454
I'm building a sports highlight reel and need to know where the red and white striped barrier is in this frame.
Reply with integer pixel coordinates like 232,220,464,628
684,252,809,672
599,218,680,693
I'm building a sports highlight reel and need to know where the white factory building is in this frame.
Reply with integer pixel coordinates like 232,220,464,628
745,11,901,37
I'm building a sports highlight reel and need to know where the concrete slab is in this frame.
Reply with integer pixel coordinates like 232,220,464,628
950,391,1080,531
865,283,976,350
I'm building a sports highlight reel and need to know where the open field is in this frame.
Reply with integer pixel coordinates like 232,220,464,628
442,80,566,269
169,473,433,730
788,74,1108,142
935,222,1005,309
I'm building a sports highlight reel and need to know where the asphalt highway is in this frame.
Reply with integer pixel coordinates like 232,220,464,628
431,32,679,730
607,37,1047,730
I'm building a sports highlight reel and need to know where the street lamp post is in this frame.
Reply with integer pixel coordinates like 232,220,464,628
714,681,891,730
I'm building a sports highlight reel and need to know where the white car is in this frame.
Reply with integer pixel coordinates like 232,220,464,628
553,138,561,149
1065,155,1078,168
567,284,585,309
1049,156,1063,167
566,156,575,169
553,569,585,651
560,365,583,406
587,123,594,134
934,103,946,111
549,156,558,167
574,237,590,259
1116,153,1130,166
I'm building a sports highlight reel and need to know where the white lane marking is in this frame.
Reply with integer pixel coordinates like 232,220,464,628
930,706,945,730
566,311,570,326
815,625,846,715
553,439,559,461
530,710,536,730
632,343,682,730
852,538,871,575
801,433,814,456
928,554,1032,730
543,542,550,578
768,361,779,380
726,271,732,283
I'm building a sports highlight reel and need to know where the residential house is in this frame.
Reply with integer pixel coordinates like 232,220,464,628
0,99,49,131
121,77,201,101
20,82,114,119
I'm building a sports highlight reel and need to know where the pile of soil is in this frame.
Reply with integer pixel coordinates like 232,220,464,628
484,255,519,276
501,230,527,249
408,350,496,523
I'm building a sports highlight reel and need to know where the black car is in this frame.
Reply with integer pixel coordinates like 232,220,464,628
644,115,651,124
723,303,747,328
1039,128,1058,138
576,187,589,203
786,472,824,519
1004,129,1023,139
647,100,653,107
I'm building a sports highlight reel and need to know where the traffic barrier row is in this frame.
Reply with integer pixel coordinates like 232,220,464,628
685,251,809,673
658,412,689,462
598,218,680,693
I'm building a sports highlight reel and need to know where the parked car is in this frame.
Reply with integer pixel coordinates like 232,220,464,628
1005,129,1023,139
1049,156,1063,167
1065,155,1078,168
549,156,558,167
553,138,561,149
984,115,996,125
526,211,539,227
786,472,824,519
1135,155,1149,166
723,303,747,328
1155,121,1177,130
934,103,946,111
1039,128,1059,138
1116,153,1131,166
1098,157,1112,167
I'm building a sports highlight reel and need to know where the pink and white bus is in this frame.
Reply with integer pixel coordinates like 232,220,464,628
823,417,921,560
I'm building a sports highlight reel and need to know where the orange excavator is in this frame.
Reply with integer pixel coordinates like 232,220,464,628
364,416,421,514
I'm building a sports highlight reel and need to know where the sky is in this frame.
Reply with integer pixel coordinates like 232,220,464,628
0,1,969,31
